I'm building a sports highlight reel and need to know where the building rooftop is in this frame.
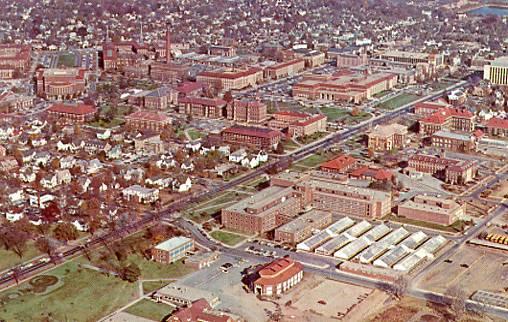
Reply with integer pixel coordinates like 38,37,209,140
276,210,330,234
224,186,294,215
154,236,193,252
432,130,472,141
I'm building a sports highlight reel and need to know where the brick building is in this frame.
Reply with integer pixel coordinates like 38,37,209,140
226,100,267,123
48,103,97,123
336,53,369,68
431,130,476,152
129,87,178,110
0,44,31,78
419,107,474,136
367,123,408,151
264,59,305,80
0,92,34,113
414,100,451,117
221,186,303,234
36,68,87,100
177,97,227,118
293,70,397,104
151,237,194,264
208,45,237,57
407,154,477,184
125,111,172,131
274,210,332,245
398,195,465,225
294,50,325,68
251,257,304,297
319,155,358,174
102,41,145,71
269,112,327,138
197,67,263,91
486,117,508,137
221,125,283,149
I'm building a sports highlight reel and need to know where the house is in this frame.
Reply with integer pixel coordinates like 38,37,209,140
21,150,36,163
122,185,159,204
173,177,192,192
229,149,247,163
215,164,237,177
41,174,59,189
87,159,103,174
156,154,177,169
8,189,25,204
124,168,145,182
28,193,55,209
181,161,194,172
256,150,268,163
97,129,111,140
19,167,37,182
31,137,47,147
241,156,259,168
218,145,230,156
107,145,122,160
56,169,72,185
78,177,92,193
0,156,19,171
5,211,24,223
60,156,76,169
84,140,111,154
33,152,51,167
72,219,89,232
134,133,164,155
145,176,173,189
186,141,201,152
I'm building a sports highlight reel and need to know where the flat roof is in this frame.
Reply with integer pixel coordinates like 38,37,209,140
154,236,193,251
276,210,330,234
224,186,292,215
304,178,391,201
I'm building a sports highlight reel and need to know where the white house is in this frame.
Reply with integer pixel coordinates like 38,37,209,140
241,156,259,169
229,149,247,163
19,167,37,183
256,150,268,163
186,141,201,152
97,129,111,140
56,169,72,185
33,152,51,167
6,211,24,222
87,159,103,174
122,185,159,204
107,145,122,160
72,219,89,232
218,145,230,156
8,189,25,204
29,193,55,209
181,161,194,172
31,137,47,147
173,177,192,192
145,176,173,189
60,156,76,169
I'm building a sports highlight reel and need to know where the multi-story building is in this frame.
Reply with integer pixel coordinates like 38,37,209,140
0,44,31,78
36,68,87,100
264,59,305,80
414,100,451,117
221,186,303,234
336,53,369,68
197,67,263,91
251,257,304,297
367,123,408,151
398,195,465,225
129,87,178,110
293,70,397,104
122,185,159,204
484,56,508,85
48,103,97,123
274,210,332,245
407,154,477,185
0,92,34,113
419,107,474,135
124,111,172,131
221,125,283,149
295,177,392,219
151,237,194,264
177,97,227,119
269,111,328,137
226,100,267,123
319,155,358,174
208,45,237,57
293,49,325,68
431,130,476,152
486,117,508,137
380,50,444,67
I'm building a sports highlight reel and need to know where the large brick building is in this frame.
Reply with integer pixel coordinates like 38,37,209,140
197,67,263,91
177,97,227,119
251,257,304,297
129,87,178,110
431,130,476,152
0,92,34,113
380,50,444,67
368,123,408,151
151,237,194,264
221,125,283,149
292,70,397,104
319,155,358,174
264,59,305,80
419,107,474,135
269,111,327,138
274,210,332,245
48,103,97,123
336,53,369,68
0,44,31,79
414,100,451,117
486,117,508,137
226,100,267,123
36,68,87,100
125,111,172,131
407,154,477,185
398,195,465,225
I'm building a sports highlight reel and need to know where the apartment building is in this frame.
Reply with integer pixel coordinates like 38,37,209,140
197,67,263,91
419,108,474,135
368,123,408,151
221,125,283,149
226,100,267,123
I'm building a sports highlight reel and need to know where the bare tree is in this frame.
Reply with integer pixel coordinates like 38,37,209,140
445,285,467,321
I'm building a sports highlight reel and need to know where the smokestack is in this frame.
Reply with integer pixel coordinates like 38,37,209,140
166,22,171,64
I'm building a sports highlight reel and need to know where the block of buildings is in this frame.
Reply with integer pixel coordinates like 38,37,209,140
0,44,31,78
398,195,465,225
380,50,444,67
133,87,178,110
102,41,144,70
292,70,397,104
419,108,474,135
221,125,283,150
36,68,87,100
208,45,237,57
251,257,304,297
407,154,477,185
197,67,263,91
178,97,227,118
264,59,305,80
431,130,476,152
221,186,303,234
486,117,508,137
0,91,34,113
269,111,327,138
125,111,171,131
336,52,369,68
48,103,97,123
294,49,325,68
226,99,267,123
274,210,333,245
414,100,451,117
154,284,219,308
151,236,194,264
168,298,241,322
367,123,408,151
484,56,508,86
295,177,392,219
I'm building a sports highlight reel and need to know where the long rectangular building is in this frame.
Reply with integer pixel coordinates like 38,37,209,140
398,195,465,225
197,67,263,91
274,210,332,245
221,125,283,149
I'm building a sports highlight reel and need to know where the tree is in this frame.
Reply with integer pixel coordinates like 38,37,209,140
35,237,57,256
121,263,141,282
0,225,30,258
275,142,285,154
445,285,467,321
223,91,234,103
53,223,79,242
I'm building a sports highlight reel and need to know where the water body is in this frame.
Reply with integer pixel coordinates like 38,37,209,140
468,6,508,16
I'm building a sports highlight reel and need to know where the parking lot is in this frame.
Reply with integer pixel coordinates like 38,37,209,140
38,50,96,70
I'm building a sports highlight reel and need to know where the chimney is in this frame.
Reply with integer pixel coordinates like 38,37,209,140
166,22,171,64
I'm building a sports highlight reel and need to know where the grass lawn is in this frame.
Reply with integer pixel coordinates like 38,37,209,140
0,261,138,322
429,81,454,91
124,299,175,321
385,215,465,233
283,140,300,151
142,280,174,294
126,256,195,280
57,53,76,67
0,242,41,272
88,118,125,128
377,93,420,110
187,128,203,140
210,230,246,246
373,89,392,98
293,153,329,168
320,107,349,121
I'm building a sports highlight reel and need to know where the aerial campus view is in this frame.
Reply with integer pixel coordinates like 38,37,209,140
1,0,508,321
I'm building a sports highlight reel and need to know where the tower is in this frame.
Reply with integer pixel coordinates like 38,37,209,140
166,22,171,64
139,21,143,44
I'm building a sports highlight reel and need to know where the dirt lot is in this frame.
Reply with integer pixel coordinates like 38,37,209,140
278,275,377,321
490,180,508,199
418,245,508,296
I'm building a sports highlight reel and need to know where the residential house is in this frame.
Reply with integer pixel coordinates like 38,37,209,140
122,185,159,204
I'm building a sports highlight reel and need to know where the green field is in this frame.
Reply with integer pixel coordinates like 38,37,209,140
88,104,132,128
0,242,41,272
320,107,349,120
377,93,421,110
187,128,203,140
57,53,76,67
0,261,138,322
184,191,249,223
384,215,466,233
293,153,329,168
127,256,194,280
210,230,246,246
124,299,175,321
142,280,173,294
